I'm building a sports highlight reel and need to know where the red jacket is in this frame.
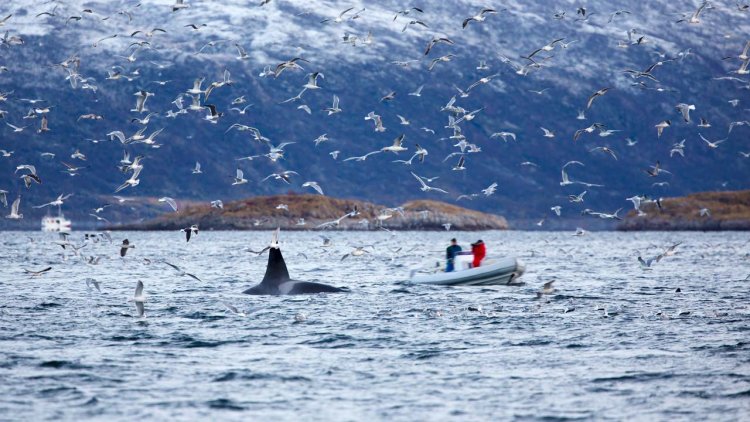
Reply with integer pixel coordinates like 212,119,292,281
472,241,486,267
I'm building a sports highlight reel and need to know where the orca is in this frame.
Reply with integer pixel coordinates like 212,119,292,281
243,243,346,295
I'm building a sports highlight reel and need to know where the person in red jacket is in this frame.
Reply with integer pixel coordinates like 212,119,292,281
471,240,486,268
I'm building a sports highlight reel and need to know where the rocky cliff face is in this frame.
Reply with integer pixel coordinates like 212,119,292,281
618,190,750,231
109,194,509,231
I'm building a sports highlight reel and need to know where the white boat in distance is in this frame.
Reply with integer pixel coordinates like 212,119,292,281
410,256,525,286
42,212,72,232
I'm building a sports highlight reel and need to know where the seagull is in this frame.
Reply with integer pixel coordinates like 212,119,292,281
411,171,448,194
396,115,411,125
180,225,198,242
382,134,407,153
324,95,341,115
589,146,618,160
6,196,22,219
655,120,671,138
540,127,555,138
341,246,369,261
675,103,695,123
551,206,562,216
131,281,145,317
6,123,27,133
638,255,660,270
491,131,516,142
232,168,248,185
568,191,587,203
463,8,498,28
677,1,710,23
452,155,466,171
0,149,13,157
120,239,134,257
211,200,223,209
482,182,498,196
644,161,671,177
364,111,386,132
560,161,583,186
24,267,52,277
409,85,425,96
302,181,324,195
262,170,299,184
321,6,354,23
343,151,381,162
164,261,202,281
699,133,727,149
85,278,101,292
235,43,250,60
158,197,178,211
428,54,455,71
303,72,324,90
132,90,154,113
229,104,253,115
380,91,396,102
192,162,202,174
586,87,610,109
699,208,711,217
698,117,711,128
33,193,73,209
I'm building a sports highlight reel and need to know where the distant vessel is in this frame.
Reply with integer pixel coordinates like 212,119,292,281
41,209,72,232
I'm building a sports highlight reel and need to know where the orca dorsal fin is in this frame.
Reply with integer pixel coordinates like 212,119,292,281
262,247,290,285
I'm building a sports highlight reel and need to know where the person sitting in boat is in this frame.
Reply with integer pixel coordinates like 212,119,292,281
471,240,486,268
445,238,462,272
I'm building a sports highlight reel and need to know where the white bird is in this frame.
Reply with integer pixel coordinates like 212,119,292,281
131,280,145,317
463,7,498,28
303,72,324,90
6,196,22,219
675,103,695,123
699,133,727,149
158,197,178,211
232,168,248,185
411,171,448,194
491,132,516,142
540,127,555,138
408,85,424,96
132,90,154,113
324,95,341,115
302,181,324,195
677,1,710,24
192,162,202,174
164,261,202,281
551,206,562,216
382,134,408,153
482,182,498,197
560,161,583,186
211,200,223,209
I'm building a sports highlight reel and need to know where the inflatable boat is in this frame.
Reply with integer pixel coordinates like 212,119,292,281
410,254,525,286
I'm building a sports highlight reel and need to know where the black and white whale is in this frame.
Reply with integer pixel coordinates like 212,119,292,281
243,232,346,295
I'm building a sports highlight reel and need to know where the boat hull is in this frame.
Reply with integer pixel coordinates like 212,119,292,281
410,257,525,286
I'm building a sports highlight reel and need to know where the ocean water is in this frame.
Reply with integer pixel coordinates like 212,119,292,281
0,230,748,421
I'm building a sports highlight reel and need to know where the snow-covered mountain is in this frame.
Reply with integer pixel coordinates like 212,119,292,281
0,0,748,229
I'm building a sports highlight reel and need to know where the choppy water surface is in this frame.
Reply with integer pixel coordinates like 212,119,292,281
0,230,748,421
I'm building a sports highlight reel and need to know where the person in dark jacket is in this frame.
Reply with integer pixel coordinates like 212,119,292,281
471,240,486,268
445,238,462,272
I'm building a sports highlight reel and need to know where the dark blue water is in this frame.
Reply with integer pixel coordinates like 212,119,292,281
1,231,748,421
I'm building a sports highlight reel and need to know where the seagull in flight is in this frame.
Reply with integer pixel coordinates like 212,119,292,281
411,171,448,194
164,261,202,281
131,281,145,317
699,133,727,149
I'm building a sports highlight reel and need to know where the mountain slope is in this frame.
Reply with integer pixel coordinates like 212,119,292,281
0,0,748,230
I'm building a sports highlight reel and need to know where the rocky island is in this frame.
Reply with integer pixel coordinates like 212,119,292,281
618,190,750,231
108,194,509,231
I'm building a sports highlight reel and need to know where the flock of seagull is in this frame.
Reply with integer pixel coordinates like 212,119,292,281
1,2,749,315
